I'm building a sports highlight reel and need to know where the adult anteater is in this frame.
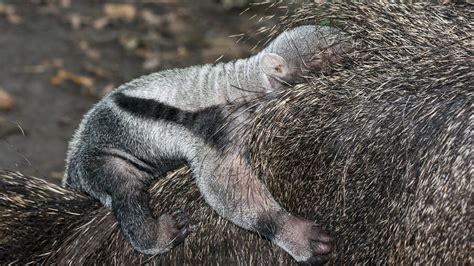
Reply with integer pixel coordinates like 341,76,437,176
0,2,471,265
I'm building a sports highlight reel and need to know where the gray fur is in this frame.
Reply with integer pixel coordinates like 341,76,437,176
63,25,350,263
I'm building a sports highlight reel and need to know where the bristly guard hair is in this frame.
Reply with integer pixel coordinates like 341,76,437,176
0,2,472,264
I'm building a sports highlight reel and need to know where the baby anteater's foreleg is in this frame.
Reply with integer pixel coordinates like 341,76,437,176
191,149,332,264
89,154,191,255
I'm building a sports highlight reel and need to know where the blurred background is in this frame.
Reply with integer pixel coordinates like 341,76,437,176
0,0,465,185
0,0,270,184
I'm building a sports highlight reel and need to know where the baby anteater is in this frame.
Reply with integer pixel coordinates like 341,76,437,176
63,25,351,263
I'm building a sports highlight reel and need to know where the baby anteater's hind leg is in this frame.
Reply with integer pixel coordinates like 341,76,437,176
93,155,191,255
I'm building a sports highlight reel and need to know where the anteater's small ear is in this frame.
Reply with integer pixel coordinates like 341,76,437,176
260,53,290,79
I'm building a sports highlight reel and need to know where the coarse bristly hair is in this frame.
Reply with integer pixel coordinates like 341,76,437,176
0,1,472,265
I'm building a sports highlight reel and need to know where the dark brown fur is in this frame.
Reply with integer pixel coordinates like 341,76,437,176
1,2,472,264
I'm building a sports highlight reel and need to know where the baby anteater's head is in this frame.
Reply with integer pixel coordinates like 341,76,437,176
260,25,352,88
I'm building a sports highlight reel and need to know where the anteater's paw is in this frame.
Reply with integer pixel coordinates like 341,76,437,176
134,209,192,255
157,209,192,248
297,224,332,265
277,216,333,265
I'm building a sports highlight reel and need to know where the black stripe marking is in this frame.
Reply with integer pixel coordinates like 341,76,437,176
113,92,229,150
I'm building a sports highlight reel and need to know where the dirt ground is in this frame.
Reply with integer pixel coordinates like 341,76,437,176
0,0,269,184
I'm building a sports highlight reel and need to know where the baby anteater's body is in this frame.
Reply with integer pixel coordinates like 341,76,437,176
64,25,350,264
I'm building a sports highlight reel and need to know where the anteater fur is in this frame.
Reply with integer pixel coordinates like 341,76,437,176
0,2,472,264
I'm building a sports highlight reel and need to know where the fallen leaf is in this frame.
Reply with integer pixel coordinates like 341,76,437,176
177,45,189,59
79,40,101,60
119,35,140,51
104,3,136,21
134,48,154,58
133,48,160,70
60,0,72,8
93,17,110,30
100,83,116,97
7,13,22,24
20,64,51,74
0,88,16,111
84,64,113,80
51,69,96,95
142,56,160,70
0,4,12,14
166,13,188,35
69,13,82,30
140,9,164,27
0,3,23,24
20,58,63,74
